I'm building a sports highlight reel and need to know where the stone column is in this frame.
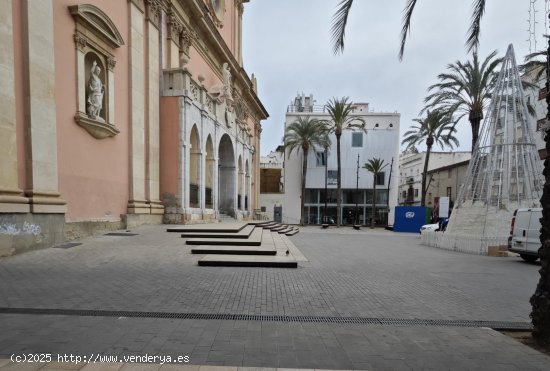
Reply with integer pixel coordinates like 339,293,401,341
127,0,149,214
145,0,163,215
22,0,66,213
213,157,219,215
200,149,206,210
0,0,29,213
246,173,251,212
239,169,245,210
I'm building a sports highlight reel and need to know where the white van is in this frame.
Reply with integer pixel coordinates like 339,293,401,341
508,208,541,262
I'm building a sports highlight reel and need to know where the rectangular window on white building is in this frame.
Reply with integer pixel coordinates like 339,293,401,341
376,172,385,186
351,132,363,147
315,151,327,166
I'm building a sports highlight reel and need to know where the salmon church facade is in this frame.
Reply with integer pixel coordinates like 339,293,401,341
0,0,268,255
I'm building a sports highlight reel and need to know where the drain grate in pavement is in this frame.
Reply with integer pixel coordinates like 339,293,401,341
52,242,82,249
0,307,532,330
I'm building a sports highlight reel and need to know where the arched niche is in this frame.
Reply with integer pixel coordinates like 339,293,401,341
70,4,124,139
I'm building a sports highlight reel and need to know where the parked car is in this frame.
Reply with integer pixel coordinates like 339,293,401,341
420,223,439,233
508,208,541,262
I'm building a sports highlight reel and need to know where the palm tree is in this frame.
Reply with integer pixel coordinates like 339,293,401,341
363,158,388,229
331,0,486,59
324,97,365,227
401,110,459,206
423,51,501,151
284,117,331,226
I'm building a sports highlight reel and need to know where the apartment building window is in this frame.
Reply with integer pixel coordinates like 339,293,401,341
402,191,406,199
375,172,385,186
447,187,452,197
414,189,419,197
351,132,363,147
316,151,327,166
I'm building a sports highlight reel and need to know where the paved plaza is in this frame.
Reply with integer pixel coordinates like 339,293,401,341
0,225,549,370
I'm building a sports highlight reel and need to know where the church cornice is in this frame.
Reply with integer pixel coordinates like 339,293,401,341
174,0,268,121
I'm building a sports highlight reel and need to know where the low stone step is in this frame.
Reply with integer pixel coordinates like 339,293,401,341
191,245,276,255
180,224,255,239
198,254,298,268
271,225,287,232
262,223,281,230
186,227,262,246
167,222,246,233
285,228,299,236
277,227,292,234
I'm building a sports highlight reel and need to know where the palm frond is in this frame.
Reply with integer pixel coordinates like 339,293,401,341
398,0,418,61
466,0,485,52
331,0,354,55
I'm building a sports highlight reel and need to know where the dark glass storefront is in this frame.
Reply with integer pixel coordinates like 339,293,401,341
304,188,389,225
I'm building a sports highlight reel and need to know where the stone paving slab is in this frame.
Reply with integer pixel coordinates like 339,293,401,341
0,224,540,320
1,224,549,369
0,314,548,370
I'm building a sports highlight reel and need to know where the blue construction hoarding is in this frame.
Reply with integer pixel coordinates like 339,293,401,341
393,206,432,233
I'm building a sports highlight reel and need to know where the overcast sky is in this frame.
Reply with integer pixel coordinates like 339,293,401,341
242,0,547,156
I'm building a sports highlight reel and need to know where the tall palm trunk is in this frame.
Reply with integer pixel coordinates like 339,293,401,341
336,130,342,227
469,109,483,152
301,145,309,226
371,180,376,229
530,22,550,346
421,137,433,206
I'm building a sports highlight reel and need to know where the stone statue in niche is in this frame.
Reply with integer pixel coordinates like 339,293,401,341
211,62,233,104
222,62,233,101
87,60,105,122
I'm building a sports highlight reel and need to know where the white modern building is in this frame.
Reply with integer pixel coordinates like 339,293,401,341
282,94,400,225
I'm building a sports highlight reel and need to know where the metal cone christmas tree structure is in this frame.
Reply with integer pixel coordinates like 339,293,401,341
447,44,544,238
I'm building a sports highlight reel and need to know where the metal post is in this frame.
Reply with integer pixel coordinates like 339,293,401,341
324,146,328,224
355,154,360,226
386,157,394,226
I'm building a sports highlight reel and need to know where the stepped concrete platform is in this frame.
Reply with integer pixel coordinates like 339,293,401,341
180,224,255,239
198,254,298,267
166,222,246,233
191,245,276,255
185,226,263,246
196,229,301,268
286,228,299,236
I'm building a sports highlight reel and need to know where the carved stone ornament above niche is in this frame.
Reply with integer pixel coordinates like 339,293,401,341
68,4,124,49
